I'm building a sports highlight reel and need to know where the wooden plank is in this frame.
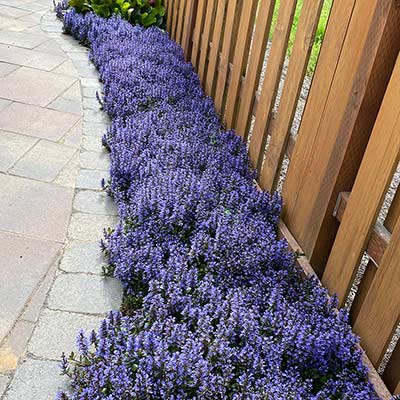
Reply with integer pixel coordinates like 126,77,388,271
281,0,357,254
176,0,186,44
382,342,400,394
322,53,400,306
214,0,241,113
333,191,391,266
197,0,217,85
223,0,258,128
248,0,297,170
350,259,377,324
171,0,180,40
235,0,275,139
259,0,324,192
205,0,227,96
181,0,198,60
353,211,400,367
281,0,400,276
385,187,400,233
166,0,173,33
190,0,206,69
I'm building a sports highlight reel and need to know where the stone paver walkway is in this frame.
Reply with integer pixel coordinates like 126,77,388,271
0,2,122,398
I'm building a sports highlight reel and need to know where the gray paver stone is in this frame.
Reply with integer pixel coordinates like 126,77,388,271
3,358,70,400
48,273,122,314
73,190,117,216
59,241,105,274
67,213,117,241
28,309,103,360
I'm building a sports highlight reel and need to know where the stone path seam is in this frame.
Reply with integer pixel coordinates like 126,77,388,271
0,3,122,399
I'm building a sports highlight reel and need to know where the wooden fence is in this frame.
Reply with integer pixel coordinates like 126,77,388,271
165,0,400,397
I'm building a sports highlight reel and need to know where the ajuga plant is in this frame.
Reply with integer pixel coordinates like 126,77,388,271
55,7,379,400
66,0,165,27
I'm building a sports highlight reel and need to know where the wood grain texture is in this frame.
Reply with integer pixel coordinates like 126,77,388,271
190,0,206,68
214,0,241,113
175,0,186,44
181,0,198,60
353,210,400,367
322,53,400,306
223,0,258,128
205,0,227,96
382,342,400,394
197,0,217,85
248,0,296,170
235,0,275,139
259,0,324,192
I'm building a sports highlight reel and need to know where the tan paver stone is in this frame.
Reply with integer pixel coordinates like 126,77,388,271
34,39,65,57
0,15,36,32
10,139,76,182
0,231,61,343
61,80,81,101
0,130,37,172
51,59,78,76
0,66,76,106
0,320,34,373
0,174,74,242
0,102,80,141
0,4,31,19
0,62,19,78
54,151,80,188
0,30,46,49
49,97,82,115
62,121,82,148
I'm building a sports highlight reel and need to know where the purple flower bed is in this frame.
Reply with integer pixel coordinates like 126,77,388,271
58,9,378,399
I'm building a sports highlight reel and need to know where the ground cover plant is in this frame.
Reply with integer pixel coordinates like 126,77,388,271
56,7,378,399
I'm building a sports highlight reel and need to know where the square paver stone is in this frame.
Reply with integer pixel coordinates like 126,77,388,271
73,190,117,216
76,169,107,190
68,213,118,241
0,130,37,172
0,102,80,141
0,174,74,242
10,140,76,182
3,358,70,400
0,231,61,343
28,309,103,360
0,66,76,106
48,273,122,314
59,241,105,274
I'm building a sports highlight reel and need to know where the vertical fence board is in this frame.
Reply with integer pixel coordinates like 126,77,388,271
248,0,297,169
166,0,173,32
235,0,275,138
259,0,324,191
214,0,241,113
322,54,400,305
190,0,207,68
176,0,186,44
171,0,180,40
353,213,400,366
224,0,258,128
281,0,399,276
181,0,197,59
197,0,217,85
205,0,227,96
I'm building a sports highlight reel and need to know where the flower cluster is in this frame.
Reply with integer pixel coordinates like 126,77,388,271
58,9,378,400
